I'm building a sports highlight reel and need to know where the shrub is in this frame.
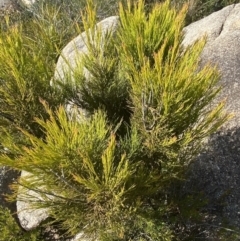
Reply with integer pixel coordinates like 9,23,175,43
0,0,230,240
0,4,74,138
0,0,130,138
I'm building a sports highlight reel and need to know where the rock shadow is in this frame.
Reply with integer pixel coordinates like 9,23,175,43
181,127,240,239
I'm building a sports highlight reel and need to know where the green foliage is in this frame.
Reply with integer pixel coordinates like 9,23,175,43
0,0,130,138
69,2,131,136
0,0,232,240
0,6,74,138
0,206,42,241
118,0,229,181
1,104,173,240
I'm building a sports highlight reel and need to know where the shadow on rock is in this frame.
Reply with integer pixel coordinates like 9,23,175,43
180,127,240,240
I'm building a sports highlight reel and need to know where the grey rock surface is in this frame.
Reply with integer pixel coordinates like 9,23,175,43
184,4,240,129
71,232,92,241
182,3,240,238
182,4,236,47
0,0,12,8
20,0,36,6
17,170,49,231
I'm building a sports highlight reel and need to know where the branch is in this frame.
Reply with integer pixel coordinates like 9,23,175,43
141,90,156,131
17,179,81,203
49,168,82,194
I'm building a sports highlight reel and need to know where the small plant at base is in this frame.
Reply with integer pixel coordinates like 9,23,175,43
0,206,42,241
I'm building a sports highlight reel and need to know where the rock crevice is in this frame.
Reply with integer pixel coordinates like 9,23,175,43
217,4,235,37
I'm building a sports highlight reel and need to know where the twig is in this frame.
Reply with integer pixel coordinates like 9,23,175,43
141,90,156,131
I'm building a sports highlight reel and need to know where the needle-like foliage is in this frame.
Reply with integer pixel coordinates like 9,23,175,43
0,4,76,138
0,0,231,240
118,0,230,182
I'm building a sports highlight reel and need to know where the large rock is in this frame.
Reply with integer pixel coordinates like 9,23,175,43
182,3,240,238
183,4,240,129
